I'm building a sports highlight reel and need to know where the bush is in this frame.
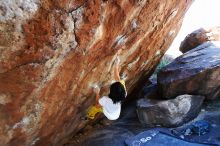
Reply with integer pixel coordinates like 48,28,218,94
150,54,174,80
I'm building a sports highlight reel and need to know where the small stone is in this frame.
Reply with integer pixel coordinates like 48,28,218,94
184,128,192,136
180,135,185,139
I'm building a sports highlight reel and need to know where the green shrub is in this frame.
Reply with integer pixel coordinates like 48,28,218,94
151,54,174,79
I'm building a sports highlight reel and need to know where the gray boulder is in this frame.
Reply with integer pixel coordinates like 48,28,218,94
136,94,205,127
158,41,220,99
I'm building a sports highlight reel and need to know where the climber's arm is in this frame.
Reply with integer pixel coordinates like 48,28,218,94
94,86,101,107
114,56,121,82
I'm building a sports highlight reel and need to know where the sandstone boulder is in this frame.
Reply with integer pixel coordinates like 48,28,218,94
158,41,220,99
179,27,220,53
0,0,193,145
137,95,205,127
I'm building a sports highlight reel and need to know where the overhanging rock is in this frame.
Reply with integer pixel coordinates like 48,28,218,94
0,0,193,145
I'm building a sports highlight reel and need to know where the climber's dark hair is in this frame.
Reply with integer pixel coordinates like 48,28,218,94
109,82,126,104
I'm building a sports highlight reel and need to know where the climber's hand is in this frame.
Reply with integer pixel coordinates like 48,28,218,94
93,85,100,94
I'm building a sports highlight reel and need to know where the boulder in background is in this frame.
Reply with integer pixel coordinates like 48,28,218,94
137,94,205,127
179,27,220,53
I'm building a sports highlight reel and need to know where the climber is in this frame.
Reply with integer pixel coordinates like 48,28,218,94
86,56,127,120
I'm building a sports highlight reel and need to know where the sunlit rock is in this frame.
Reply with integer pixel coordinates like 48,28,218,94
0,0,193,145
179,27,220,53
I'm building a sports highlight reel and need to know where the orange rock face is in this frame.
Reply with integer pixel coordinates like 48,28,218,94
0,0,193,146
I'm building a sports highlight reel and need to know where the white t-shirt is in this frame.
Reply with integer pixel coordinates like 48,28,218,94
99,96,121,120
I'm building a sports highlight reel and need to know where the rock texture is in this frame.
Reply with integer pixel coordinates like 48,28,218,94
0,0,193,146
137,95,205,127
179,27,220,53
158,41,220,99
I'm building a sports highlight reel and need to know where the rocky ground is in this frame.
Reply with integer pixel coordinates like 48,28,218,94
63,97,220,146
